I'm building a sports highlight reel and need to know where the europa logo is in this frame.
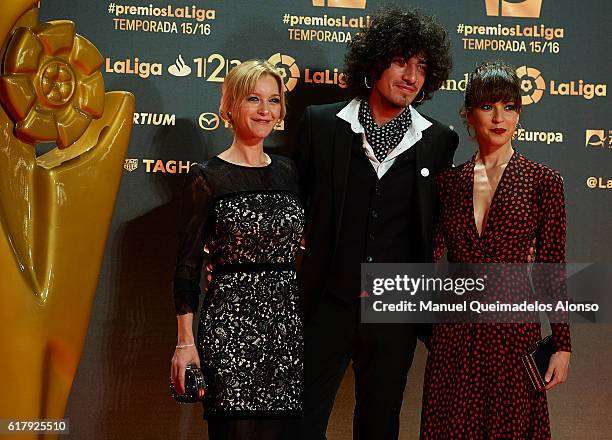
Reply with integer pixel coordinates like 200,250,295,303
312,0,366,9
516,66,607,105
485,0,542,18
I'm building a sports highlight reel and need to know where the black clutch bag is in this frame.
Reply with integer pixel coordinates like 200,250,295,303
170,364,206,403
521,335,555,391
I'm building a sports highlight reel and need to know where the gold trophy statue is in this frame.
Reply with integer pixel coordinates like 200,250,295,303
0,0,134,436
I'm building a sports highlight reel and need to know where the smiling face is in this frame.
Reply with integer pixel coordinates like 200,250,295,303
462,61,523,149
232,74,281,143
467,100,520,150
370,55,427,111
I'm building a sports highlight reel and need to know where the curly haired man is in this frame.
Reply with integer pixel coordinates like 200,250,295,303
295,6,458,439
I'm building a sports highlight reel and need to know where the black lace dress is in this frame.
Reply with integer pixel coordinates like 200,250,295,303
173,155,304,419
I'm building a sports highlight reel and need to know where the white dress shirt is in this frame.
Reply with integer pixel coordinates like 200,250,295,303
336,98,433,179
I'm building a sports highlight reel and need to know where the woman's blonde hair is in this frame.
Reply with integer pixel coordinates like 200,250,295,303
219,59,286,127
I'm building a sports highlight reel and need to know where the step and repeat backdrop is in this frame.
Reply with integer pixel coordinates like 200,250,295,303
38,0,611,439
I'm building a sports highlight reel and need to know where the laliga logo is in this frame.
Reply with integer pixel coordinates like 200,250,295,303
268,53,300,92
485,0,542,18
518,65,607,105
516,66,545,105
105,57,162,78
312,0,366,9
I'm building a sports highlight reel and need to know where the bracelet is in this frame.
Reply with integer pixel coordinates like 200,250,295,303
176,343,195,349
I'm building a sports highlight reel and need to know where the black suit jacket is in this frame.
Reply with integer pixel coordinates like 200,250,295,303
294,101,458,309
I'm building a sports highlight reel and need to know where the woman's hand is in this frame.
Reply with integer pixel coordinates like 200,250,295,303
544,350,570,391
171,344,200,395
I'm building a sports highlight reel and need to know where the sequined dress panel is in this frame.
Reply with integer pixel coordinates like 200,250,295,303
173,155,304,418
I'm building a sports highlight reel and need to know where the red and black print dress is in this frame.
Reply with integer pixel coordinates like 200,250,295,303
420,152,571,439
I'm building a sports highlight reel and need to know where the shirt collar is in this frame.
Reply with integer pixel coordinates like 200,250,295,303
336,98,432,135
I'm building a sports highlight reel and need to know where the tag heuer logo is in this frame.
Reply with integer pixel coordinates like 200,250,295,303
124,158,139,172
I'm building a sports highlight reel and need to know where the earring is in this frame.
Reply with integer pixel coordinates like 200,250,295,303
466,125,475,139
512,121,522,140
414,91,425,104
364,76,372,89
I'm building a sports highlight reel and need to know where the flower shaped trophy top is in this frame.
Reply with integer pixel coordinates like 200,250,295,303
0,20,104,148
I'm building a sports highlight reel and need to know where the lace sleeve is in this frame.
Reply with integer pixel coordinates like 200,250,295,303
173,164,213,315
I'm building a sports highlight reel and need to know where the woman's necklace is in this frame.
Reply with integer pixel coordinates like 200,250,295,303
476,148,514,169
221,148,270,167
231,155,270,167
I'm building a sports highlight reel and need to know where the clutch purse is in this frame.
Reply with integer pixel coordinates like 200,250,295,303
170,364,206,403
521,335,555,391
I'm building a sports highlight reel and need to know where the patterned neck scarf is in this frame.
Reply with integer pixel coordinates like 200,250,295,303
358,100,413,162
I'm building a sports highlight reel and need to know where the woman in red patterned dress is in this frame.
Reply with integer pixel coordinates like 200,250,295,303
420,61,571,439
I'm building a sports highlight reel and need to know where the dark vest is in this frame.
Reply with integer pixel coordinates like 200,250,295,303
329,140,418,302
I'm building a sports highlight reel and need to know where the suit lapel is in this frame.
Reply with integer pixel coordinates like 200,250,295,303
415,131,436,244
332,118,358,246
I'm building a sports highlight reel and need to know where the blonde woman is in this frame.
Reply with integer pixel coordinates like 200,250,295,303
171,59,304,439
